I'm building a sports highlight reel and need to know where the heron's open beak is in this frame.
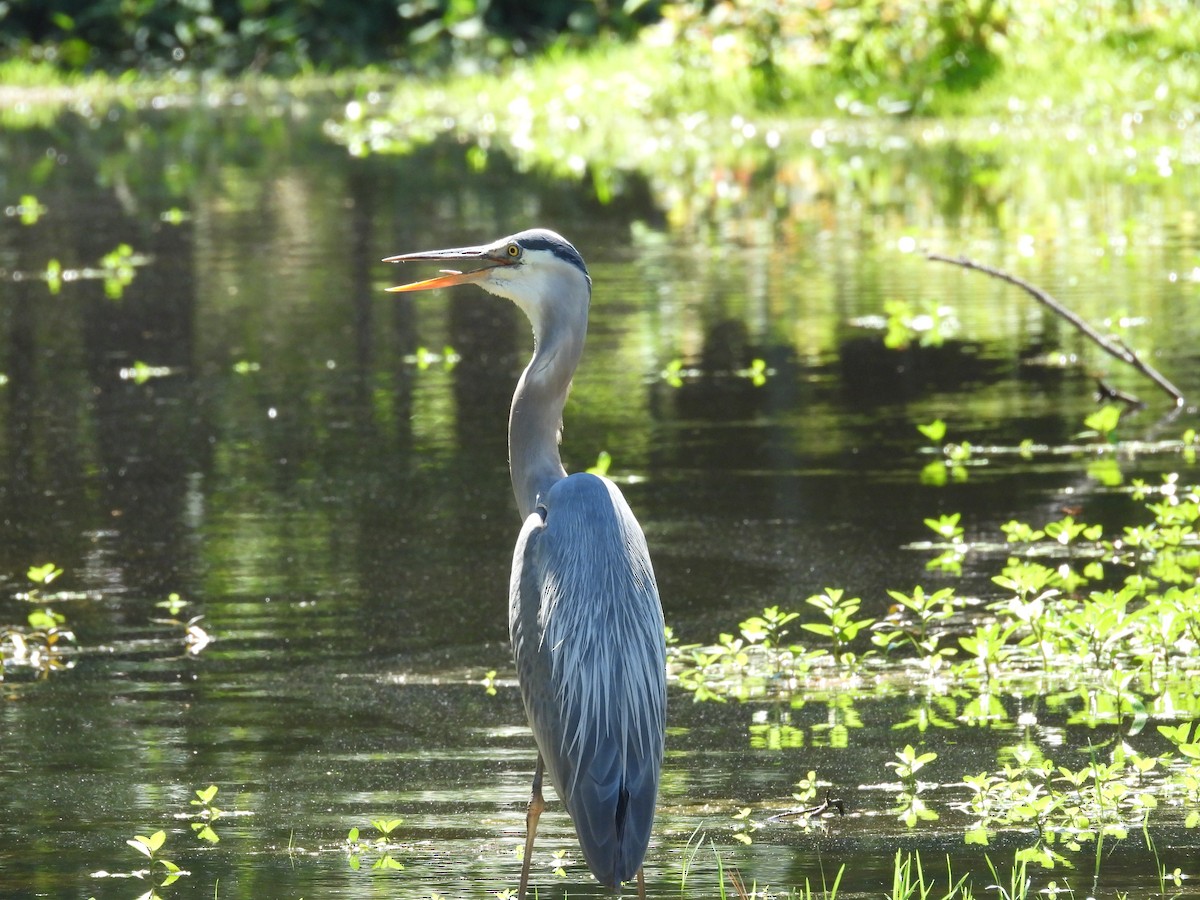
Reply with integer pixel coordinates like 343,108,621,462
382,244,514,293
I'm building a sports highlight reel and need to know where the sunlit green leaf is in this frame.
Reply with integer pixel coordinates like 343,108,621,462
1084,404,1122,436
917,419,946,443
586,450,612,476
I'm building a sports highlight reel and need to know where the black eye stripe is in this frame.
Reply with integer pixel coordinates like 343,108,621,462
517,236,588,276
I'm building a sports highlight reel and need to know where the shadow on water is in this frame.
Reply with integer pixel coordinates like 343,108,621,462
1,95,1199,897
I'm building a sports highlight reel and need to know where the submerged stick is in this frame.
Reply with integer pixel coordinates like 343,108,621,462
768,790,846,822
1096,378,1144,410
926,253,1185,408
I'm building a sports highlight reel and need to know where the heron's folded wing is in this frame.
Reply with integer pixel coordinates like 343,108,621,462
509,473,666,886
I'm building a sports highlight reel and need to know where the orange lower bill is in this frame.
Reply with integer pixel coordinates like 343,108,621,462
386,266,493,293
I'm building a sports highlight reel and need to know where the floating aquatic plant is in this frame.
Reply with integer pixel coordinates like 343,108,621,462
667,473,1200,865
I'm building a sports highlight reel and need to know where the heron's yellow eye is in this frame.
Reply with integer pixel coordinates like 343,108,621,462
507,243,521,258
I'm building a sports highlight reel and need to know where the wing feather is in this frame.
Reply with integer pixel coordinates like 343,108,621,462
509,472,666,887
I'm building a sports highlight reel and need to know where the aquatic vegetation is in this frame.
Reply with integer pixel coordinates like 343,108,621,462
99,242,139,299
404,345,460,370
0,606,75,679
984,854,1032,900
151,593,211,655
2,572,208,681
888,745,941,828
889,744,939,785
738,358,771,387
345,818,406,872
585,450,612,477
882,298,961,350
683,843,1089,900
918,420,948,445
661,358,688,388
123,829,184,890
670,608,823,703
1,563,76,679
922,513,969,573
918,423,975,487
872,585,958,663
802,589,875,665
93,785,245,893
667,473,1200,865
1184,430,1199,463
119,360,178,384
25,562,63,591
658,356,771,389
4,194,46,225
919,433,974,488
0,238,149,299
1084,404,1124,440
730,805,759,846
189,785,222,844
890,851,970,900
549,848,569,879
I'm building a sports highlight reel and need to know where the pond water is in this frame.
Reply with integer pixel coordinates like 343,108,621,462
1,91,1199,899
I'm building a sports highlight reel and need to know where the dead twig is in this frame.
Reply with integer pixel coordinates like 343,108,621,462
727,865,752,900
926,253,1185,408
1096,378,1145,410
768,790,846,822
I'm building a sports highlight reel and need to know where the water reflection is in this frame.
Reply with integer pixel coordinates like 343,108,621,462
1,95,1198,898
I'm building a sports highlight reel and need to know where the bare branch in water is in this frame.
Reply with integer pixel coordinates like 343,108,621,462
768,790,846,822
926,253,1185,408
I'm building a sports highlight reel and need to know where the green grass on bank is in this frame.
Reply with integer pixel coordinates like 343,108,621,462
3,3,1196,217
2,1,1198,123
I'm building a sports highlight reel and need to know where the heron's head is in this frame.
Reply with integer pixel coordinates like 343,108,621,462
384,229,592,332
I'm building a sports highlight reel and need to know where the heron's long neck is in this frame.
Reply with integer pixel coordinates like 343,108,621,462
509,325,585,520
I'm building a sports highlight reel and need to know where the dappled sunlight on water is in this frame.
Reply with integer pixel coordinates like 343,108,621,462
1,92,1199,897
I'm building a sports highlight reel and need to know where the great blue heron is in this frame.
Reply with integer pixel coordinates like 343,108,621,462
384,229,667,897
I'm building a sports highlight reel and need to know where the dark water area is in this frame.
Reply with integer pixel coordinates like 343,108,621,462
1,94,1199,898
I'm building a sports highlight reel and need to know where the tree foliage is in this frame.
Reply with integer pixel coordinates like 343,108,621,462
0,0,658,75
0,0,1194,95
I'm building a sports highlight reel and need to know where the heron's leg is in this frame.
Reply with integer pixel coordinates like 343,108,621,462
637,866,647,900
518,755,546,900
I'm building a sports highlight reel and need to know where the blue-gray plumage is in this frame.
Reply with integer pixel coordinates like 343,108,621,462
384,229,667,897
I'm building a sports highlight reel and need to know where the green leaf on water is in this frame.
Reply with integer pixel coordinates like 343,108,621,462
26,563,63,585
372,818,402,836
917,419,946,443
965,826,990,845
18,194,45,225
663,358,684,388
192,823,219,843
27,609,64,630
45,258,62,294
465,145,488,173
127,830,166,857
1084,404,1121,436
586,450,612,476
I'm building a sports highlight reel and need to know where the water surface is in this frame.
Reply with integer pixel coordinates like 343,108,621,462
1,93,1198,898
